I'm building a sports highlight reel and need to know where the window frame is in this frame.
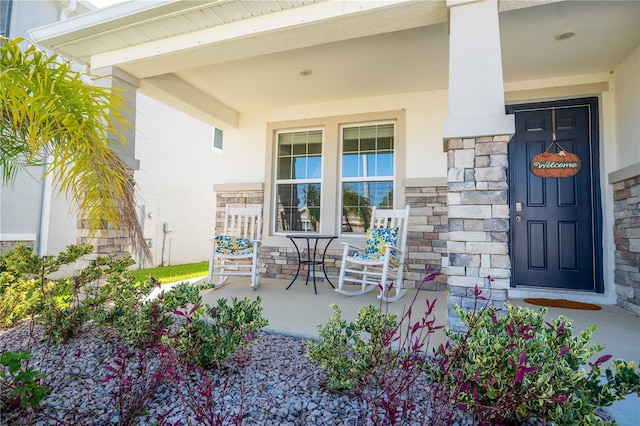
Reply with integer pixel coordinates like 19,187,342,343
339,121,396,234
264,110,406,239
211,128,223,151
272,127,324,235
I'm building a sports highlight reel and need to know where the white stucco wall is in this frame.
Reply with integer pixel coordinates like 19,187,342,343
134,93,221,267
220,89,450,185
0,167,47,238
1,0,79,255
612,46,640,171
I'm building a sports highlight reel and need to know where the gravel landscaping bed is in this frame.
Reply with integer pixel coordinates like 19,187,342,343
0,321,471,426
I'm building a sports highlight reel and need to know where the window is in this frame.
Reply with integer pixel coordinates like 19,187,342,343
341,123,394,233
212,128,223,150
266,110,405,237
274,129,322,232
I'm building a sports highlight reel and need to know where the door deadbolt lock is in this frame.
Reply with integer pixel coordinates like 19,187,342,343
515,202,522,212
515,216,522,223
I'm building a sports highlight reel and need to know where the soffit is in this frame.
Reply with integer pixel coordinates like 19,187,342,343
30,0,640,127
32,0,322,63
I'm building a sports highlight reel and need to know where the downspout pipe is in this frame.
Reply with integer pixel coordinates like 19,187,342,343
59,0,77,20
36,1,77,255
38,156,53,256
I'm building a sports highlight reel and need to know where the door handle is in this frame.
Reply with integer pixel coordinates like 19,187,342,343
515,216,522,223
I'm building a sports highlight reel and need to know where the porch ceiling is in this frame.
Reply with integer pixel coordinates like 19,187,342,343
31,0,640,128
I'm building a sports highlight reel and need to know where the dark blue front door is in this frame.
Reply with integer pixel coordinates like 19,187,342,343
507,98,602,292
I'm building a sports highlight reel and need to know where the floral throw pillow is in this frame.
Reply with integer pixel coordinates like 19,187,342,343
351,227,399,265
214,235,253,255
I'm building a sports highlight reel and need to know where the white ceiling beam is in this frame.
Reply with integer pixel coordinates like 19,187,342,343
141,74,239,129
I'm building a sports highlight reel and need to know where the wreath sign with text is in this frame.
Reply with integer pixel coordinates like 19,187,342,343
530,140,582,178
529,108,582,178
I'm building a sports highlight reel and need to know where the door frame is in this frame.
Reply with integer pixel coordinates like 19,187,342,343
506,97,604,293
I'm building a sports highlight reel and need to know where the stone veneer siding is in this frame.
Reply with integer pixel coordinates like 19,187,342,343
612,174,640,315
74,221,131,271
215,185,449,290
0,239,35,253
405,184,449,291
214,188,267,274
446,135,512,332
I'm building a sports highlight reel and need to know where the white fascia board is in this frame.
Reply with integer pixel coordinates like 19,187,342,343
88,0,415,70
30,0,206,55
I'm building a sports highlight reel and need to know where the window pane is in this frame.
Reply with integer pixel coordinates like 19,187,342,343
342,183,372,233
277,156,293,180
341,181,393,232
292,143,307,156
377,124,394,138
360,138,376,152
275,129,323,233
308,142,322,155
302,183,321,232
343,139,358,153
342,153,359,178
341,123,394,179
212,128,223,150
372,153,393,176
275,183,321,232
307,156,322,179
377,136,393,151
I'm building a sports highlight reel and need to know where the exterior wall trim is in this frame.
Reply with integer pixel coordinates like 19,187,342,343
0,233,37,241
406,177,447,187
608,162,640,184
214,182,264,192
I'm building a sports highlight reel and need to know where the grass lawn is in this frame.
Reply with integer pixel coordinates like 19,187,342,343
131,261,209,285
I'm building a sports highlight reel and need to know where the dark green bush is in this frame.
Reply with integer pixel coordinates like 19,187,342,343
170,296,268,369
306,304,398,390
0,351,49,411
429,302,640,425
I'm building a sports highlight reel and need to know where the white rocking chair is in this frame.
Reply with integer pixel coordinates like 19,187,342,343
336,205,410,302
207,205,262,289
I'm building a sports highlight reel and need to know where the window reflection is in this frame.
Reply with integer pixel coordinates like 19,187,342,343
275,129,322,233
341,123,395,233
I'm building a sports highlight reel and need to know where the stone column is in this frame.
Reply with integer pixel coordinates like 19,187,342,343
446,135,512,332
443,0,515,331
76,67,140,268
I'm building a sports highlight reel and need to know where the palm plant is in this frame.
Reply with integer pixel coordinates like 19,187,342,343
0,37,150,262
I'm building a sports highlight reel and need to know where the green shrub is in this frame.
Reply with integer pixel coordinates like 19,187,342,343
0,244,93,340
170,296,268,369
0,272,39,328
89,257,169,347
0,351,49,411
429,302,640,425
306,304,398,390
158,281,203,312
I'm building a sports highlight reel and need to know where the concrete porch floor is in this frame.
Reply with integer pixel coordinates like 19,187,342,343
189,276,639,425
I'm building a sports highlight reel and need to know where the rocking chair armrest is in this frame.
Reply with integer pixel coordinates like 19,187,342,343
385,243,403,253
341,241,366,252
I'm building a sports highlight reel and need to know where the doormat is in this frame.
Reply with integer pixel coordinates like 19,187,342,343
523,298,601,310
